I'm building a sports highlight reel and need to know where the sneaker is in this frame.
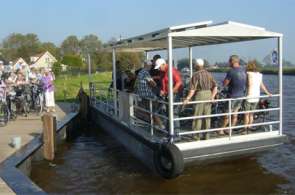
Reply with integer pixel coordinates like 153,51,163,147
193,135,200,141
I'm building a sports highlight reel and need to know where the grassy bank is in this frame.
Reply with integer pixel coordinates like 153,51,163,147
55,72,111,102
54,66,295,102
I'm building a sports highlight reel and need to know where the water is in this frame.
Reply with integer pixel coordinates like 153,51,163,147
31,73,295,194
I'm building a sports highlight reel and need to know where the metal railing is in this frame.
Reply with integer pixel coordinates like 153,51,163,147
89,81,116,116
89,81,281,142
130,93,169,136
173,94,280,140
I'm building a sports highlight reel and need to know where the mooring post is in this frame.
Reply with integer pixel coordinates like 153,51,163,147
78,87,89,121
42,113,57,161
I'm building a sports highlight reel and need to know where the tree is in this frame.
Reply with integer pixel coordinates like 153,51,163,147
41,42,60,60
60,35,80,56
52,61,62,76
61,55,84,68
79,34,102,55
116,52,144,71
1,33,42,61
79,34,103,71
94,50,112,71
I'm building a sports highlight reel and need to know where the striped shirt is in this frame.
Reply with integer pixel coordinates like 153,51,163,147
189,69,217,92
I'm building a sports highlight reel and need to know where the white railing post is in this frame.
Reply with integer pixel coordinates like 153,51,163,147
168,35,174,142
129,94,134,126
145,51,149,61
189,47,193,78
149,99,154,135
278,37,283,135
228,99,232,139
112,48,118,117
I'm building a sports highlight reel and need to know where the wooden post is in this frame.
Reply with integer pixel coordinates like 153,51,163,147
42,113,56,161
79,88,88,120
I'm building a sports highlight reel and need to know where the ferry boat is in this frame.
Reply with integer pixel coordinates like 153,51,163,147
88,21,286,179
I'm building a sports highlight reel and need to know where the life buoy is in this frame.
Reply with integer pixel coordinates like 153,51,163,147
153,143,184,179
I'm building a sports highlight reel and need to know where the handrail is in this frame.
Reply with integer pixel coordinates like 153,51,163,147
131,93,169,105
178,121,280,136
133,105,168,120
90,81,281,141
174,107,280,121
90,81,111,84
173,94,280,106
129,116,169,135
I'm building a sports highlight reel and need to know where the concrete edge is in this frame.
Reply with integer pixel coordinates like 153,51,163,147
0,112,79,195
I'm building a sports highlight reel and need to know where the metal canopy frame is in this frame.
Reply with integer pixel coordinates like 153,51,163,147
109,21,282,52
110,20,283,142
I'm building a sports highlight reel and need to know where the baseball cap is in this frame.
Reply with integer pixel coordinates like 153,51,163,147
154,58,166,69
193,58,204,66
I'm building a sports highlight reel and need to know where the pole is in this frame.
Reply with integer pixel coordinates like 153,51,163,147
88,53,91,81
112,48,118,117
278,37,283,135
42,113,56,161
145,51,149,61
168,35,174,142
189,47,193,78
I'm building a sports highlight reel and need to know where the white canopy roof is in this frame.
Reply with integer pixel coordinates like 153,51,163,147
109,21,282,52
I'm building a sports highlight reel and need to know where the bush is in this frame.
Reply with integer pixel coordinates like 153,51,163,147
52,61,62,76
61,55,84,68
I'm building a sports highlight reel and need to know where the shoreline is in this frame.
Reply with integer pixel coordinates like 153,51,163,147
207,68,295,75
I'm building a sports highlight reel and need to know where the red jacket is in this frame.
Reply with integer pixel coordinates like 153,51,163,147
161,65,183,95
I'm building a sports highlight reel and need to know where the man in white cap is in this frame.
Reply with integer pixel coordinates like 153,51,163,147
154,58,183,131
183,58,217,140
154,58,183,97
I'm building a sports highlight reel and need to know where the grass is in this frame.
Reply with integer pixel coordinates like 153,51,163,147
54,72,112,102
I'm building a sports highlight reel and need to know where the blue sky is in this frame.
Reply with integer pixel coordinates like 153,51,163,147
0,0,294,63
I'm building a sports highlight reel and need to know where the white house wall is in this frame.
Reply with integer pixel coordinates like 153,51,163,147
34,52,57,69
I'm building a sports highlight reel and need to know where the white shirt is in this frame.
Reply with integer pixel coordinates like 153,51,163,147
247,72,262,103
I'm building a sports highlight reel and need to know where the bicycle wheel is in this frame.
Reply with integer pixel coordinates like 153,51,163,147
0,103,9,127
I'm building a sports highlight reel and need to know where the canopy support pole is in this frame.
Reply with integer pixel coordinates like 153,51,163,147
145,51,149,61
189,47,193,78
112,48,118,117
168,35,174,142
278,37,283,135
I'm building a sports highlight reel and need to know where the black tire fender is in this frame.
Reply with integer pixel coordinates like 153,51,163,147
153,143,184,179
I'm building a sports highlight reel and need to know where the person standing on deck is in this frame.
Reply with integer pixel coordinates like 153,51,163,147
154,58,183,131
220,55,247,135
135,60,165,130
183,59,218,140
150,54,163,96
243,60,272,134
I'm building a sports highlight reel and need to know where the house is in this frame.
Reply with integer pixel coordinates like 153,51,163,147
13,58,29,70
61,64,68,71
30,51,57,69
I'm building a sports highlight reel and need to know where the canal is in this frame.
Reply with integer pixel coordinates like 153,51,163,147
30,73,295,194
